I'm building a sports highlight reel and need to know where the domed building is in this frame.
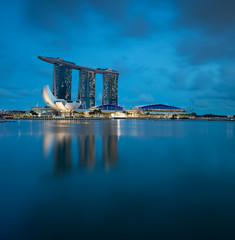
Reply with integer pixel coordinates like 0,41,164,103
132,104,185,112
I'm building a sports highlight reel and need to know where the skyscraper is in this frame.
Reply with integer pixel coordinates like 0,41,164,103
102,73,118,105
78,70,96,109
39,56,120,108
52,60,72,100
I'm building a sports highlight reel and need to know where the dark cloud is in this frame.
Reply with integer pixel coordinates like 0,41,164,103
24,0,156,42
175,0,235,34
190,71,216,91
25,0,84,31
170,0,235,113
169,68,192,90
177,36,235,65
88,0,131,22
24,0,130,31
174,0,235,65
121,15,155,38
168,62,235,112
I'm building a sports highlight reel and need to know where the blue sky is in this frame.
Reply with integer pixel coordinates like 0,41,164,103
1,0,235,115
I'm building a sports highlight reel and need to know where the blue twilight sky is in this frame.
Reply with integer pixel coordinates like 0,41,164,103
1,0,235,114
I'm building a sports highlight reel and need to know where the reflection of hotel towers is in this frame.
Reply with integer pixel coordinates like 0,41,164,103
102,121,118,168
53,134,71,174
43,129,72,175
77,121,118,169
77,123,96,170
43,121,118,172
38,56,119,108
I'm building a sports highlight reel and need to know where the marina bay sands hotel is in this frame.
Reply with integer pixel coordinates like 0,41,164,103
38,56,119,109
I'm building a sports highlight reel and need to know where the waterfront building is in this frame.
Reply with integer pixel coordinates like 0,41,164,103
132,104,185,112
78,70,96,109
102,73,118,105
38,56,119,109
52,59,72,100
42,85,81,112
92,104,123,111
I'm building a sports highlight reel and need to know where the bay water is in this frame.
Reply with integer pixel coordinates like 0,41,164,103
0,119,235,239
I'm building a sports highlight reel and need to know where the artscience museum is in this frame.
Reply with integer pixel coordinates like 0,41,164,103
41,85,81,112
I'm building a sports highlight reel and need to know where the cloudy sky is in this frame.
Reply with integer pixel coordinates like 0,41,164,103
1,0,235,114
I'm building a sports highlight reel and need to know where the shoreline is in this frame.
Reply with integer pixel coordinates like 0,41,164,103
2,116,235,121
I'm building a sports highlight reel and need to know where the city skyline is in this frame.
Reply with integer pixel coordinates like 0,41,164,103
0,1,235,115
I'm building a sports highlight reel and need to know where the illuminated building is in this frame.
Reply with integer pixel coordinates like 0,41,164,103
132,104,185,112
38,56,119,109
78,70,96,109
41,85,81,112
52,58,72,100
102,73,118,105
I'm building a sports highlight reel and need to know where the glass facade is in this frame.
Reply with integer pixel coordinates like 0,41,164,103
102,73,118,105
52,63,72,100
96,104,123,111
138,104,180,110
77,70,96,109
133,104,185,112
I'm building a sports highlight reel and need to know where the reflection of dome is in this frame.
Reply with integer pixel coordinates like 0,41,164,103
41,85,81,112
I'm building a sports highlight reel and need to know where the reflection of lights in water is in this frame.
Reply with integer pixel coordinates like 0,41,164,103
130,120,138,136
117,119,121,138
226,123,234,139
102,121,118,171
43,133,55,158
78,134,95,171
42,120,118,174
18,130,21,138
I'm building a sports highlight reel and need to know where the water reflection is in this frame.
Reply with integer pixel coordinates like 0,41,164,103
42,120,118,174
77,122,96,170
53,133,71,174
102,121,118,169
1,120,235,240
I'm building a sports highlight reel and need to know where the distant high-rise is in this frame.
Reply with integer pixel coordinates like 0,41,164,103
102,73,118,105
52,59,72,100
78,70,96,109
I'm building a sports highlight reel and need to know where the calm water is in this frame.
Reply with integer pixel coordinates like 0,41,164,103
0,119,235,240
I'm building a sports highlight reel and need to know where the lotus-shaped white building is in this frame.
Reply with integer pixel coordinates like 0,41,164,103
41,85,81,112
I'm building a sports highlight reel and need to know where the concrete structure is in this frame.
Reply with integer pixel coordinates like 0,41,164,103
111,112,127,119
38,56,119,109
41,85,81,112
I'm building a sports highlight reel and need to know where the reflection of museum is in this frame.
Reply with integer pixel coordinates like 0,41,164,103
43,121,118,175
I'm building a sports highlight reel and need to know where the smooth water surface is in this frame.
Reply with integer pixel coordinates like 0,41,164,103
0,119,235,240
